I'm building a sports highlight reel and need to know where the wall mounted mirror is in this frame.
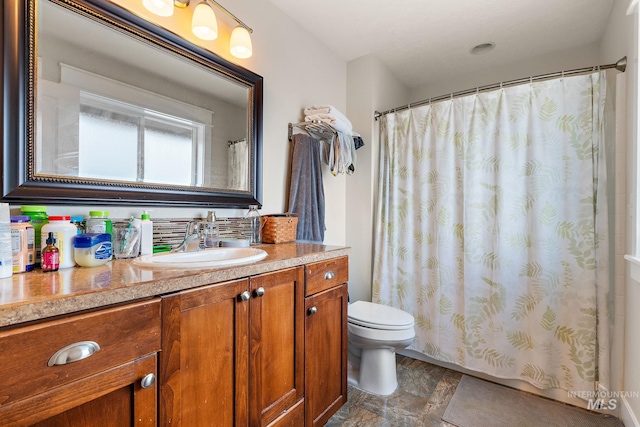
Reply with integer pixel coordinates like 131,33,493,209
1,0,263,207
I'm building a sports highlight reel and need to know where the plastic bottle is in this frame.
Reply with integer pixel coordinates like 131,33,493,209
42,232,59,273
0,203,12,278
139,210,153,256
20,205,48,264
245,205,261,244
86,211,113,236
41,216,77,269
203,210,219,248
10,215,35,273
70,215,85,234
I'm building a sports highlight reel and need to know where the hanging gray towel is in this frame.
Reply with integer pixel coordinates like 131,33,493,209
288,134,325,243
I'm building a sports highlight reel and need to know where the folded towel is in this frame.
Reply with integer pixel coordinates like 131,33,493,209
304,105,352,133
305,113,352,135
304,105,332,115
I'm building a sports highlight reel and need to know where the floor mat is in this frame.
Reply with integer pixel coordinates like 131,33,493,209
442,375,624,427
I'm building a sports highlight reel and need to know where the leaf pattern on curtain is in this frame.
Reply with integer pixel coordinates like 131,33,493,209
373,72,610,392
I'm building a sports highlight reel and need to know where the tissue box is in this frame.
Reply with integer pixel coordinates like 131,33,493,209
261,214,298,244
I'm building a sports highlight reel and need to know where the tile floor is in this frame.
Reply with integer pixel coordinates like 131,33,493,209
325,355,461,427
325,355,622,427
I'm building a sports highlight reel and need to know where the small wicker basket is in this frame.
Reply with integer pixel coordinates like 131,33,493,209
261,214,298,244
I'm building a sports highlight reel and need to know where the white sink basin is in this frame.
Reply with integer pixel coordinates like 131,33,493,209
132,247,267,269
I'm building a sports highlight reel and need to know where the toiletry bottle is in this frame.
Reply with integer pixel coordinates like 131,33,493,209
245,205,261,244
42,232,60,272
41,216,77,269
20,205,48,264
203,210,219,248
70,215,85,234
10,215,35,273
86,211,113,236
139,210,153,255
0,203,13,278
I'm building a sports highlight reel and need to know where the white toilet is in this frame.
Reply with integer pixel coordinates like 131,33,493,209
347,300,415,396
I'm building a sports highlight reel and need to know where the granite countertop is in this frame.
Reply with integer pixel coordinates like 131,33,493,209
0,243,350,328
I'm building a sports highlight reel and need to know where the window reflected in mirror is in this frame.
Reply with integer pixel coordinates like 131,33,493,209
35,0,252,192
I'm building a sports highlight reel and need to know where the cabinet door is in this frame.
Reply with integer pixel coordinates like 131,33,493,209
160,279,250,427
305,283,348,427
249,267,305,427
2,354,157,426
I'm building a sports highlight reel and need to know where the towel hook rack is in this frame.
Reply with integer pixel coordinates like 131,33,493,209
288,120,337,142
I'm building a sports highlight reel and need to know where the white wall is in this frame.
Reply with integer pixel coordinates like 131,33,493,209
411,43,601,101
602,0,640,425
346,56,409,303
16,0,348,245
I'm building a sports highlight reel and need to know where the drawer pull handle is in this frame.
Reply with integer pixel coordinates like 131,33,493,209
324,271,335,280
141,373,156,389
48,341,101,366
308,306,318,315
239,291,251,301
254,287,265,298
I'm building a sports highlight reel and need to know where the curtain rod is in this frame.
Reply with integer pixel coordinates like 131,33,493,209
374,56,627,120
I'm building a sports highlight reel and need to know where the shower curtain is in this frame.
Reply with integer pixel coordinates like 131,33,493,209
373,71,611,393
228,139,248,190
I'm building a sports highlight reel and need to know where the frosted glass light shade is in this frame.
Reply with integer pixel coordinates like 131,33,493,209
142,0,174,17
230,26,252,59
192,2,218,41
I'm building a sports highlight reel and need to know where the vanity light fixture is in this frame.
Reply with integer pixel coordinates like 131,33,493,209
143,0,253,58
142,0,174,17
192,2,218,40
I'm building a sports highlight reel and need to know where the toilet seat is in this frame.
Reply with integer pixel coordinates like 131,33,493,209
348,301,414,331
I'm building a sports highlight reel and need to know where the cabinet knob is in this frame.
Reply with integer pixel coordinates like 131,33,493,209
254,287,265,298
48,341,101,366
308,306,318,315
140,373,156,389
239,291,251,301
324,270,335,280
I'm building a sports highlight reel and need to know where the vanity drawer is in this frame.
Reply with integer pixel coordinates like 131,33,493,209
0,298,161,408
305,256,348,296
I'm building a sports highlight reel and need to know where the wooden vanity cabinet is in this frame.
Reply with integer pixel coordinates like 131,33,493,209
160,267,305,427
0,299,161,426
160,278,250,426
304,257,349,427
249,267,305,427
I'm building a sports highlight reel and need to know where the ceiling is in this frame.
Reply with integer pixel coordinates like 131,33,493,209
268,0,616,89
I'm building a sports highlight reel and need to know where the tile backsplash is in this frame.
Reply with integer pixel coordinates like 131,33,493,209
111,217,253,248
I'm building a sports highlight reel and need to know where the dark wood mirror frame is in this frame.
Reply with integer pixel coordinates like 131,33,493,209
1,0,263,208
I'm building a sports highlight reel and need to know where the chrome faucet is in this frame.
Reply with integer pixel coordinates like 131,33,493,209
173,212,219,253
173,221,204,252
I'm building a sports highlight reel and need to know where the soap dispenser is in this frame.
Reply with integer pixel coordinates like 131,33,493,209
203,210,219,248
139,210,153,256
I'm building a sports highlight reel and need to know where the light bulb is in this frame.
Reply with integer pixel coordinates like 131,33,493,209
142,0,174,17
230,26,252,59
192,2,218,41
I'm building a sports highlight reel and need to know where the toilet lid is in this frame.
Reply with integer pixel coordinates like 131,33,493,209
348,301,415,330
